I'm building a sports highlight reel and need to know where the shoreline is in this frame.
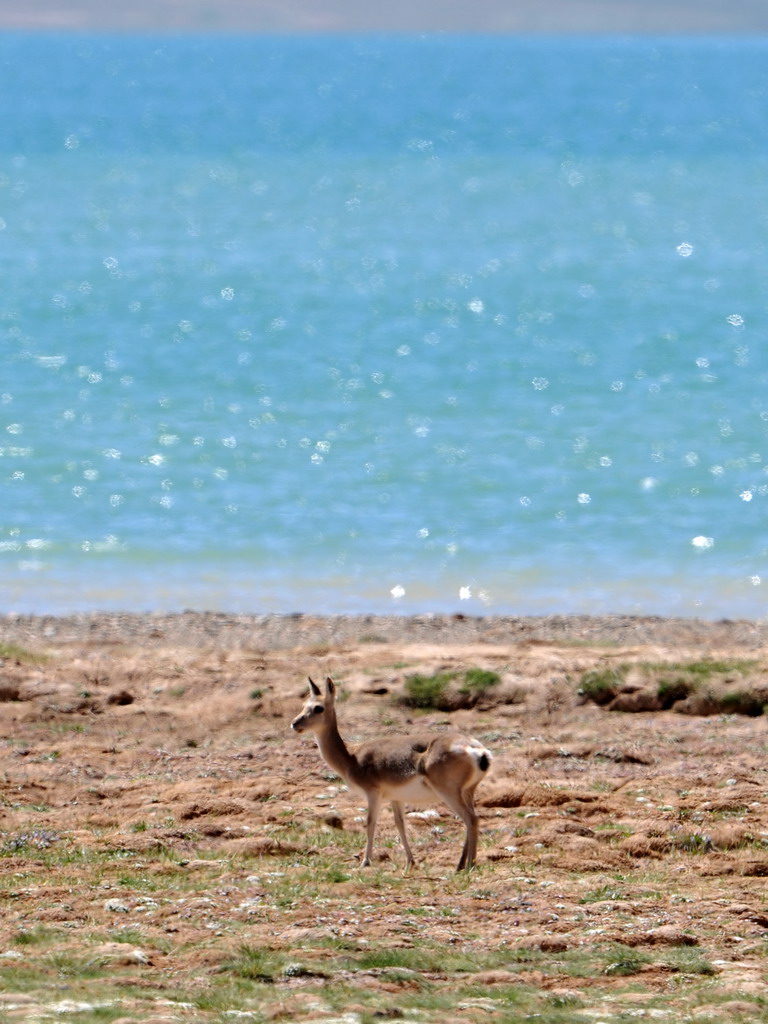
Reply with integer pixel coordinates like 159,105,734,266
3,1,768,34
2,610,767,650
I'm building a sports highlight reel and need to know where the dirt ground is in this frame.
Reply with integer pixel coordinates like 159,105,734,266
1,613,768,1022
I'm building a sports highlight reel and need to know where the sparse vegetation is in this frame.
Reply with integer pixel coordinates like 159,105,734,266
579,658,765,716
0,623,767,1022
718,689,764,717
1,829,61,854
676,831,714,853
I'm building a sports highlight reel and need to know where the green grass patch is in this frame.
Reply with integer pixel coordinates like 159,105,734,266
0,641,48,664
601,946,652,976
661,947,717,976
578,666,627,705
462,667,501,693
656,677,696,708
402,668,501,710
43,950,107,981
659,658,757,678
579,884,626,904
403,671,456,709
220,944,294,982
354,947,448,972
107,927,150,946
64,1010,132,1024
12,925,58,947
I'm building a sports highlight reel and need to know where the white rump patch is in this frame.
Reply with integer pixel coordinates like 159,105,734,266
450,742,473,756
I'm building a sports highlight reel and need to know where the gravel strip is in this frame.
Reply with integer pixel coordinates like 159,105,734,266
1,612,767,651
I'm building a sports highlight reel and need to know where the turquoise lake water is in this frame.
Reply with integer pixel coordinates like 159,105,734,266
3,33,768,617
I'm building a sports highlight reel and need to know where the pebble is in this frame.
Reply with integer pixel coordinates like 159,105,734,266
104,898,131,913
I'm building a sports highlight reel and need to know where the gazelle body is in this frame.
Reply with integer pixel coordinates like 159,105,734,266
291,677,492,871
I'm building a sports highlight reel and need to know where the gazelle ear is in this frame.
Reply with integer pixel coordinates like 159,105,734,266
325,677,336,699
308,677,321,697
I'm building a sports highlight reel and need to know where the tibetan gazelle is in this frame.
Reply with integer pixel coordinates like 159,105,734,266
291,677,492,871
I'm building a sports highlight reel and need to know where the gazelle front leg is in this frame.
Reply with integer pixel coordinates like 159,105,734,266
362,790,382,866
391,800,417,870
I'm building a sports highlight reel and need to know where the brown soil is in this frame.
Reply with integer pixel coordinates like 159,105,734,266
2,612,768,1020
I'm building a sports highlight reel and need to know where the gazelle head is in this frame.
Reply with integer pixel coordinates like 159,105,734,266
291,676,336,734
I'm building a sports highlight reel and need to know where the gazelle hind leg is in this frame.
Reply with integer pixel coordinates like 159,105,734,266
460,784,482,870
437,785,480,871
391,800,416,870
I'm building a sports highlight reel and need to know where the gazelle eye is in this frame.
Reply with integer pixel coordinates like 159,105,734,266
312,705,324,714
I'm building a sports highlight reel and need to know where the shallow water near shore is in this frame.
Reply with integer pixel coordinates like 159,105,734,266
3,34,768,616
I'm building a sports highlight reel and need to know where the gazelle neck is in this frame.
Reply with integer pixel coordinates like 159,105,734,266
315,711,358,784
